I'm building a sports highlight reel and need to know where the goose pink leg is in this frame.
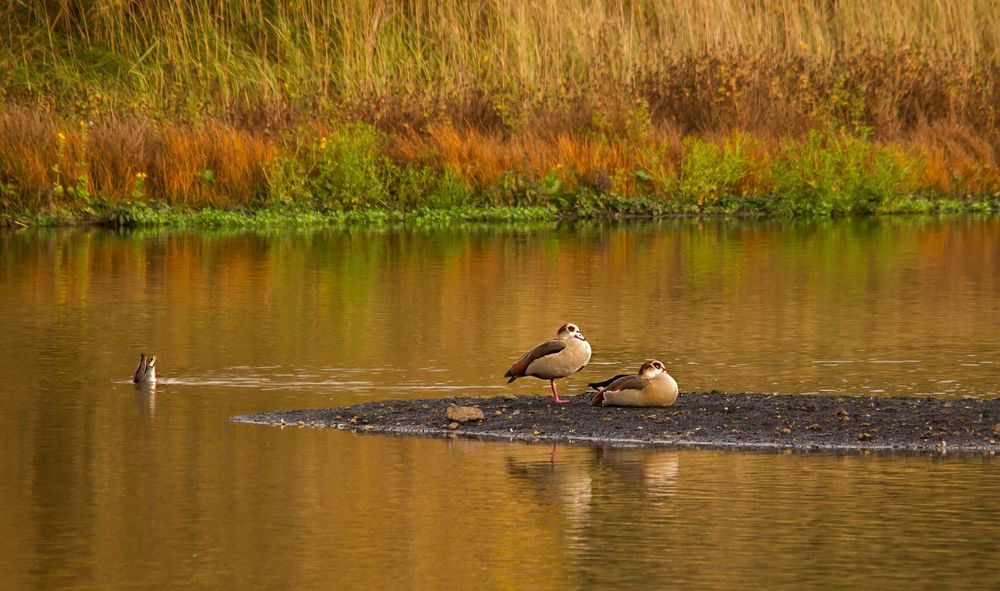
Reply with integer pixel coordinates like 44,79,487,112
550,380,570,404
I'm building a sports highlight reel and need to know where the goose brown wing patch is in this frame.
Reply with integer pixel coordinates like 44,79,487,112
505,339,567,380
605,374,647,392
588,374,630,390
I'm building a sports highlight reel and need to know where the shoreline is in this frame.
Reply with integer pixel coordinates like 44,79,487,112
232,392,1000,455
5,200,998,230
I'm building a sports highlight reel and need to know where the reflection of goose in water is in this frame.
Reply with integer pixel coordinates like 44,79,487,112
133,353,156,387
504,443,594,524
589,360,678,407
134,387,157,416
595,447,680,501
506,444,680,527
504,323,592,404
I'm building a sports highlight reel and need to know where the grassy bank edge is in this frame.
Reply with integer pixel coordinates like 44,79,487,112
4,196,998,230
5,117,999,229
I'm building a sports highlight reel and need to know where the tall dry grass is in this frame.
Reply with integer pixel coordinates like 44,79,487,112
0,107,275,210
3,1,998,125
1,1,999,212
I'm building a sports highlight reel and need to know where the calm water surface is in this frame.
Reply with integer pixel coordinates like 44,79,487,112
1,217,998,589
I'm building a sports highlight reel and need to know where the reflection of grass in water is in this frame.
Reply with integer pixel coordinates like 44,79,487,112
12,215,998,401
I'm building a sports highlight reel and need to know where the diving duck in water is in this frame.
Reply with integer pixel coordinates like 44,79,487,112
589,359,678,407
504,323,592,404
133,353,156,386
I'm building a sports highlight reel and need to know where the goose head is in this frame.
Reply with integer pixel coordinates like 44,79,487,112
556,323,587,341
639,359,667,379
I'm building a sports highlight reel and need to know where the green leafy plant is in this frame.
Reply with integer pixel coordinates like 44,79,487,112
770,130,920,216
676,134,753,208
309,124,392,210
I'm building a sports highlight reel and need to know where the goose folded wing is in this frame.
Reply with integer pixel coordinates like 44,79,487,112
588,373,631,390
505,339,567,378
605,374,647,392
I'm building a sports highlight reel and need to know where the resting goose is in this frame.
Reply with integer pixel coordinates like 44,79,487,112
589,359,678,407
504,323,592,404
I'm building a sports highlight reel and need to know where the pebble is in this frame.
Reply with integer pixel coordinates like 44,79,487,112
446,405,485,423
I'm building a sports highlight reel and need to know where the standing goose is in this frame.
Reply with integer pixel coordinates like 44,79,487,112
589,359,678,407
504,323,592,404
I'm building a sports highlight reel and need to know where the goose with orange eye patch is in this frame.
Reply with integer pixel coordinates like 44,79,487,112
589,360,678,407
504,323,592,404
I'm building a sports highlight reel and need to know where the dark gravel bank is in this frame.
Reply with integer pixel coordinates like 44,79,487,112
232,392,1000,454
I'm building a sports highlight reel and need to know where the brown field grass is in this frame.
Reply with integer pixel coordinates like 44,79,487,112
1,1,999,211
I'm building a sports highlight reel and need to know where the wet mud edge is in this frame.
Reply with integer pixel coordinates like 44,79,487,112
231,392,1000,454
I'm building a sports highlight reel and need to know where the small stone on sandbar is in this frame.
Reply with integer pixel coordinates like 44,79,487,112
446,405,485,423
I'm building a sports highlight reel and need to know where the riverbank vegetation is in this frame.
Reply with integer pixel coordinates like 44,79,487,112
2,1,999,226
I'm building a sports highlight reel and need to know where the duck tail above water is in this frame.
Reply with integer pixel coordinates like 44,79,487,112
133,353,156,385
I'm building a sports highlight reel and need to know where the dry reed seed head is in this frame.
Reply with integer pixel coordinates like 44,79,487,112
1,1,1000,211
6,2,1000,120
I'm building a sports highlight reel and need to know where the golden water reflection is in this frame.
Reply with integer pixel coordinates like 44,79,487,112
2,217,998,399
1,218,999,589
8,422,997,590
